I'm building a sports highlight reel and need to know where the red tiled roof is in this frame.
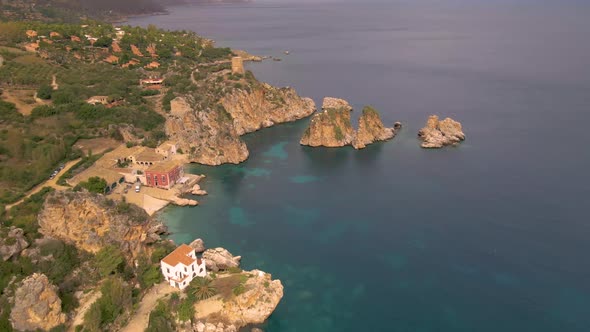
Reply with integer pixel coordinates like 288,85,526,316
161,244,196,267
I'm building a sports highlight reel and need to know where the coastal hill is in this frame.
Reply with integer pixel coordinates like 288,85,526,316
0,14,299,331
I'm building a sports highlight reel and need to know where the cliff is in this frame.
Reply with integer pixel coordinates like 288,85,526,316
38,191,166,258
418,115,465,148
352,106,396,149
301,98,398,149
10,273,66,331
300,97,355,147
165,79,316,165
166,96,249,165
194,270,284,330
220,83,316,135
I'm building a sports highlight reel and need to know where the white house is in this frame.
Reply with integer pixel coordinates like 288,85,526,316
160,244,207,289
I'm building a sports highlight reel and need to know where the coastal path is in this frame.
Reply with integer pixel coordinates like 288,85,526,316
120,282,177,332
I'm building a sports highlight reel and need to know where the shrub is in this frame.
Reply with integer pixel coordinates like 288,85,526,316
79,176,107,194
37,84,53,100
94,245,124,277
177,298,195,322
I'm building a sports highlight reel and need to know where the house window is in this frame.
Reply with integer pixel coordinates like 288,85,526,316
192,265,195,271
166,268,170,273
200,268,203,273
162,175,166,182
184,267,187,272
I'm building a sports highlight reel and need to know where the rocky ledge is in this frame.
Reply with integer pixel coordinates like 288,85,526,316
418,115,465,148
38,191,167,259
300,97,398,149
194,269,284,330
10,273,66,331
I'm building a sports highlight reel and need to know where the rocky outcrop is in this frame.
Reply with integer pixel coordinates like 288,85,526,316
301,98,398,149
221,83,316,135
165,81,315,166
0,227,29,261
352,106,396,149
191,184,208,196
300,97,355,147
165,96,249,165
189,238,206,253
10,273,66,331
202,247,241,272
418,115,465,148
38,191,165,258
194,270,284,329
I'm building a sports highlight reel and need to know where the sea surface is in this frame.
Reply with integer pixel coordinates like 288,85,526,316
127,1,590,331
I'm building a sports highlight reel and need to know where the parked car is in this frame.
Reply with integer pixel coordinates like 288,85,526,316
135,184,141,193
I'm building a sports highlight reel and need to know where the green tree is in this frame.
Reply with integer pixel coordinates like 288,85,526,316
94,36,112,48
94,245,124,277
79,177,107,194
190,277,217,301
37,84,53,100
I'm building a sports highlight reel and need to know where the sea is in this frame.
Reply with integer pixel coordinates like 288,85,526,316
127,0,590,331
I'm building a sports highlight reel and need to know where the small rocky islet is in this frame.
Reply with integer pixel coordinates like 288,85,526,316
418,115,466,148
300,97,399,149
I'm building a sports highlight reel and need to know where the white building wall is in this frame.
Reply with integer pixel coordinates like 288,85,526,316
161,258,207,290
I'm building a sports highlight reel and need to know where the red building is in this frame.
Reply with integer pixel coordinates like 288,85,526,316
145,161,184,189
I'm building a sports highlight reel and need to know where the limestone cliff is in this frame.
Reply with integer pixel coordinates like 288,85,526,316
352,106,396,149
194,270,284,329
10,273,66,331
165,76,316,165
220,83,316,135
166,96,249,165
300,97,355,147
301,98,398,149
38,191,166,258
418,115,466,148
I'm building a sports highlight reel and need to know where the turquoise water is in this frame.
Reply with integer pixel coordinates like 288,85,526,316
129,1,590,331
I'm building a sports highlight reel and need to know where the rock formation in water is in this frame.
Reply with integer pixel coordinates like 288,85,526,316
0,227,29,261
38,191,166,258
189,238,206,253
300,97,355,147
352,106,396,149
194,269,284,330
10,273,66,331
202,247,242,272
165,75,316,165
418,115,465,148
301,98,398,149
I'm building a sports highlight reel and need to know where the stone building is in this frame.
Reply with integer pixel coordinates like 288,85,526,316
231,56,245,75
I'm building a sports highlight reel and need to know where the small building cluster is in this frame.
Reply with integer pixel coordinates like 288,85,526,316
161,244,207,289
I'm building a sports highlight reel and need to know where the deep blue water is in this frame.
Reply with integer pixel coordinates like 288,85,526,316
128,1,590,331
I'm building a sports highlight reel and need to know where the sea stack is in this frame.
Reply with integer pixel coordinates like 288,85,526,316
300,97,355,147
417,115,465,148
300,98,398,149
352,106,396,149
